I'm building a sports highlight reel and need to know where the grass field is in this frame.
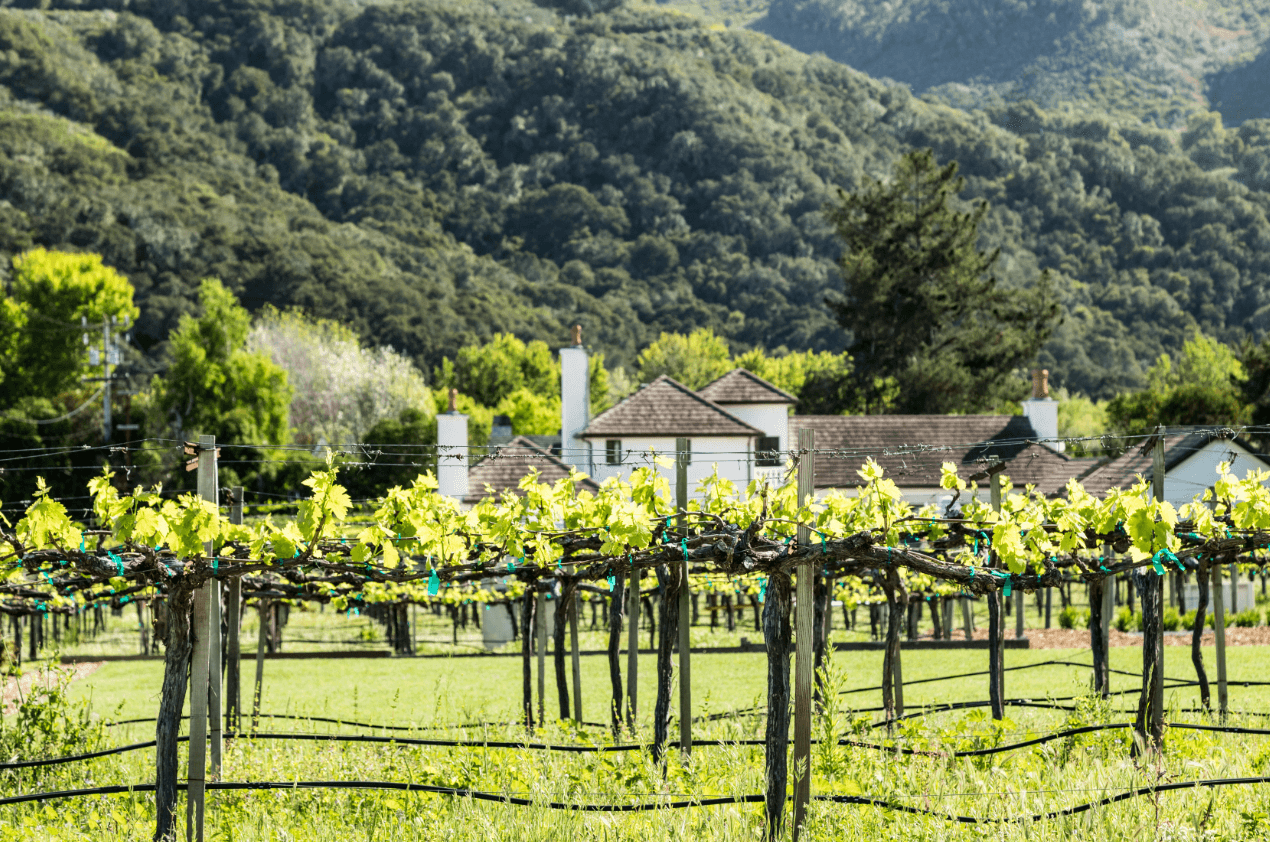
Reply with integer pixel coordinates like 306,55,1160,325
69,646,1270,727
0,593,1260,842
57,580,1263,660
0,642,1240,840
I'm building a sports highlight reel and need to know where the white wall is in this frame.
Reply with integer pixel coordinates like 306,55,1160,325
560,346,590,472
723,403,789,451
436,412,469,501
1183,579,1255,614
818,485,948,508
586,435,755,494
1165,438,1267,508
1022,399,1061,452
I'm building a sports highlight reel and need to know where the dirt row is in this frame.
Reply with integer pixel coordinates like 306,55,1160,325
0,661,102,714
910,626,1270,649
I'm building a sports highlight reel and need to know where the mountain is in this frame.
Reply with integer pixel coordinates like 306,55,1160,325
754,0,1270,126
0,0,1269,400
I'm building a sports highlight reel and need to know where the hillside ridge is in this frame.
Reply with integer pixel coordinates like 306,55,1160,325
0,0,1267,401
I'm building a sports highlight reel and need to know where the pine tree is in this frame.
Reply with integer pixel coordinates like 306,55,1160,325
825,149,1058,413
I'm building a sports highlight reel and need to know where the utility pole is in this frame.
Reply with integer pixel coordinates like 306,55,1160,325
82,314,131,443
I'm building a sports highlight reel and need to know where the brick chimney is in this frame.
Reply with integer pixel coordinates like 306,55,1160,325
1021,368,1061,452
560,325,590,472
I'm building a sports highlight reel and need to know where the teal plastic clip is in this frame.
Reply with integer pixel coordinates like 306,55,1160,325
758,577,767,604
968,565,975,578
428,568,440,597
1151,548,1179,576
820,534,826,554
682,539,689,560
1003,577,1012,598
607,575,616,592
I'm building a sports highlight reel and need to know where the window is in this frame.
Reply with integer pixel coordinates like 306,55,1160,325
606,440,622,465
756,436,781,467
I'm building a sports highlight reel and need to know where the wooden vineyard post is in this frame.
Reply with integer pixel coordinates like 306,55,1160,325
1015,579,1025,638
960,594,972,640
987,468,1005,720
225,487,243,732
676,438,691,758
1212,560,1229,718
627,563,639,730
251,599,267,732
154,586,195,842
1143,432,1166,752
569,588,582,723
1191,562,1212,710
537,591,547,727
187,435,217,842
607,574,625,736
792,428,815,840
762,571,793,842
521,591,535,731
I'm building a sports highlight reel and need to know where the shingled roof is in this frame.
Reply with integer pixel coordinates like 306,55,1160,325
787,414,1089,494
697,368,796,405
580,375,762,438
1078,428,1270,495
464,436,598,504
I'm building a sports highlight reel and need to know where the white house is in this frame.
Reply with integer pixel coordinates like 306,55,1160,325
578,374,767,491
1080,428,1270,507
436,338,1270,512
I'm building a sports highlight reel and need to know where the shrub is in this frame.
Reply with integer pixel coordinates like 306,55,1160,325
1232,608,1261,628
1162,606,1181,631
1113,606,1141,632
1058,605,1088,629
1181,609,1217,631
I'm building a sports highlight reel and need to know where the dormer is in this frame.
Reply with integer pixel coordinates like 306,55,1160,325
697,369,795,462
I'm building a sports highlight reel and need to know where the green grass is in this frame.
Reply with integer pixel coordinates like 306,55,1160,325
7,623,1267,840
56,581,1215,661
70,645,1270,727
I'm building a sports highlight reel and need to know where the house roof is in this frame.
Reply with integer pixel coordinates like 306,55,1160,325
1078,428,1270,495
786,414,1088,494
697,368,796,405
464,436,598,504
580,375,763,438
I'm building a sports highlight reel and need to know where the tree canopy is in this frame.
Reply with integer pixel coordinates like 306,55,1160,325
0,0,1265,406
151,279,291,446
826,150,1059,414
0,248,137,398
1106,333,1248,436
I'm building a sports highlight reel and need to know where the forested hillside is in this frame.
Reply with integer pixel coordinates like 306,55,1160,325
0,0,1269,399
756,0,1270,125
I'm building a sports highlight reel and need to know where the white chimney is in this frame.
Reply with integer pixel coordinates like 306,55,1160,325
1021,368,1062,452
437,388,470,500
560,325,590,473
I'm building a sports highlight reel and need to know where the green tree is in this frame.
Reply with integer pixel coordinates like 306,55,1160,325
825,149,1059,414
733,348,862,414
343,406,437,500
495,388,560,436
0,249,138,398
1107,334,1247,436
1240,337,1270,437
435,333,558,409
1055,388,1109,456
635,328,733,389
152,279,291,444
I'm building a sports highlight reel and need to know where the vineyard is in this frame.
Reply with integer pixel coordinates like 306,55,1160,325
1,428,1270,840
